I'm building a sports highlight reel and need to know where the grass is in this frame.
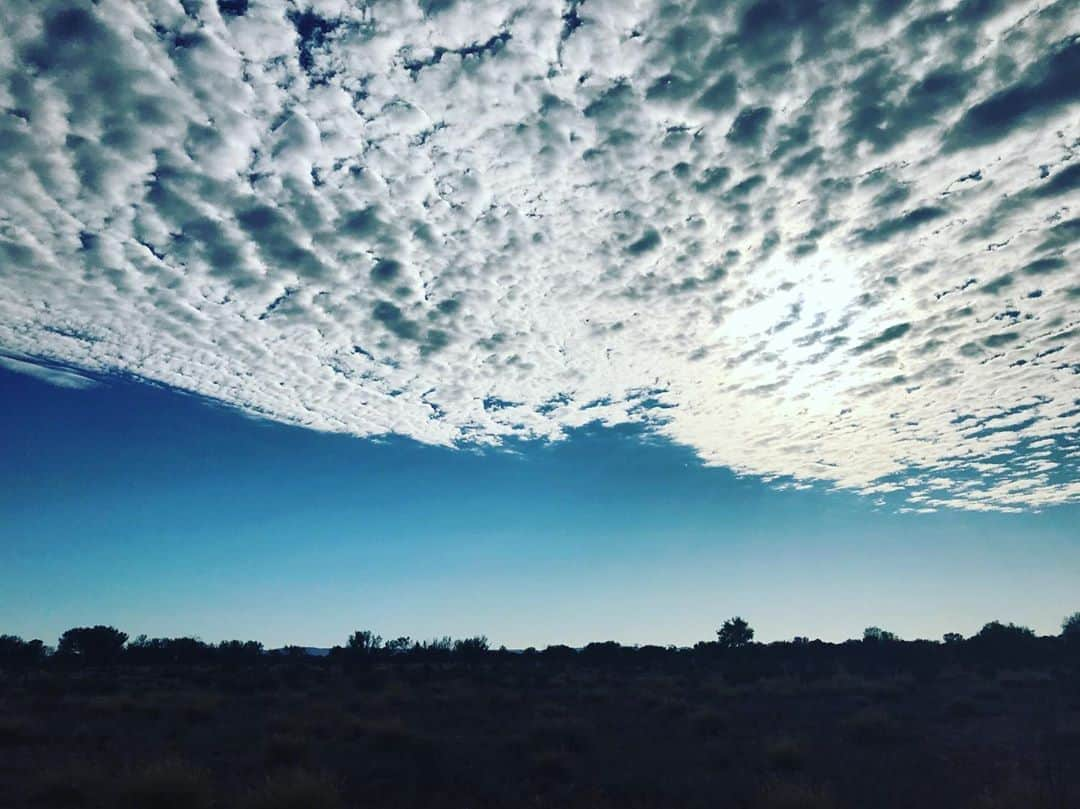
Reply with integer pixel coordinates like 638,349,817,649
347,716,432,755
29,762,103,808
690,707,727,737
117,759,213,809
756,780,837,809
0,715,39,746
263,732,312,769
1,661,1077,808
841,707,903,745
244,770,340,809
765,736,806,773
526,717,592,754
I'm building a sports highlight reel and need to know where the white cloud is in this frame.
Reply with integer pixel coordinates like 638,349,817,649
0,0,1077,510
0,354,100,389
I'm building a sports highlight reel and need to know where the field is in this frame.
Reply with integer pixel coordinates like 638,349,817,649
2,654,1079,809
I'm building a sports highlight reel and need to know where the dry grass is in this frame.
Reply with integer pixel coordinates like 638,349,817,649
243,769,341,809
765,737,806,773
946,697,981,721
756,780,837,809
29,761,105,808
0,715,40,746
1,661,1076,809
347,716,432,755
176,691,221,722
690,708,727,737
841,707,903,745
526,717,592,754
972,776,1059,809
117,759,213,809
82,694,141,716
263,732,312,769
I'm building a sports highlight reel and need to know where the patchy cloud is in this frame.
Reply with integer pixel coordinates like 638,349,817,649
0,0,1077,511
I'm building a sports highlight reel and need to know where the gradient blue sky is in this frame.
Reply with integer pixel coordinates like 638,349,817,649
2,364,1077,649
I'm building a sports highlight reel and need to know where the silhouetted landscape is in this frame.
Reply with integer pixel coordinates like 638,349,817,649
2,616,1079,809
4,0,1080,807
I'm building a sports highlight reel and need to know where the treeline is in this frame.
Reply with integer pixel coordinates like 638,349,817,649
2,614,1078,674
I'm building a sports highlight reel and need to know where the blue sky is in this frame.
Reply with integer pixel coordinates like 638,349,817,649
3,364,1077,649
1,1,1078,648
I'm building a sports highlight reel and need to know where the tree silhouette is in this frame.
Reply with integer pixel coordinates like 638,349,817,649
1061,612,1080,639
384,636,413,655
863,627,898,643
57,625,128,665
347,630,383,655
0,635,49,668
716,617,754,649
217,640,263,665
454,636,490,661
975,621,1034,641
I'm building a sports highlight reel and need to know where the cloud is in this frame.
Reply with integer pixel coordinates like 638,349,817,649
0,355,100,390
0,0,1077,511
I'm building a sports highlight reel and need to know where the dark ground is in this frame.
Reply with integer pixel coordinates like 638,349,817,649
1,659,1078,809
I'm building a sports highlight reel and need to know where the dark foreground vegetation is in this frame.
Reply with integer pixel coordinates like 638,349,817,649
2,615,1079,809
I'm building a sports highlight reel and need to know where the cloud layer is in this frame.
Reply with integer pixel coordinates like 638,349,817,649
1,0,1077,511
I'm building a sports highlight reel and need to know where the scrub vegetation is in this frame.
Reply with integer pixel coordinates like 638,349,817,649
1,616,1079,809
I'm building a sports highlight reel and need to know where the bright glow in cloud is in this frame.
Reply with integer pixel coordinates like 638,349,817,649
0,0,1077,511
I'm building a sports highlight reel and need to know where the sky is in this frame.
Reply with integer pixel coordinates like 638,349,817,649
0,0,1078,647
3,364,1079,649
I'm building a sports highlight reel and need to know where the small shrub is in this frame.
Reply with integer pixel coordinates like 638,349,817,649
244,770,340,809
117,760,213,809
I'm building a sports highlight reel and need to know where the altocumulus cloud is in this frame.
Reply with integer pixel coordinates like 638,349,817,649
0,0,1078,512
